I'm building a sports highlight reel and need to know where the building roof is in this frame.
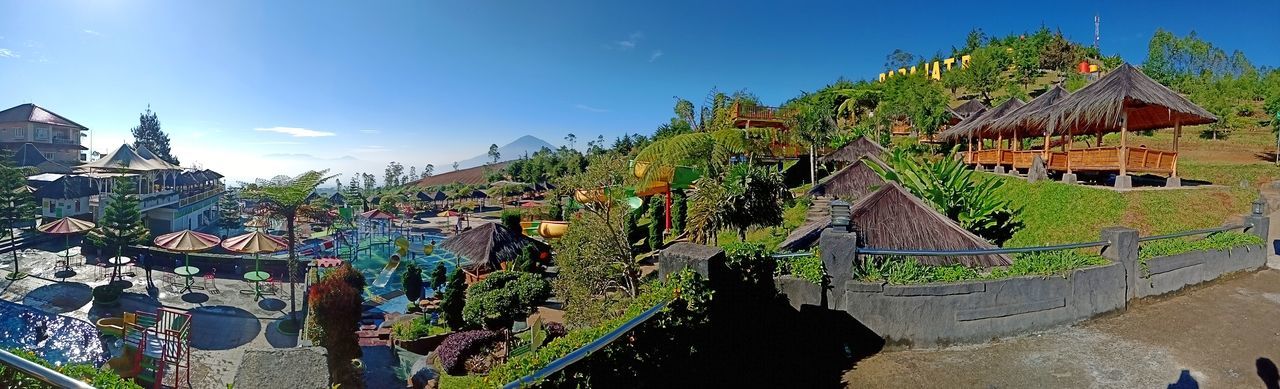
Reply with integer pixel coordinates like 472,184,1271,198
78,144,178,172
939,98,1025,141
408,161,511,187
134,145,181,170
986,85,1071,139
818,136,888,164
11,143,72,174
0,103,88,129
809,155,890,199
951,100,988,118
849,183,1011,267
32,175,98,199
440,222,549,274
1029,63,1217,135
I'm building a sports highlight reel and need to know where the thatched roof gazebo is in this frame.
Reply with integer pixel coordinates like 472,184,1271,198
940,98,1025,168
850,183,1011,267
982,85,1072,171
817,137,888,165
440,222,549,277
1023,63,1216,184
809,155,889,200
952,100,988,118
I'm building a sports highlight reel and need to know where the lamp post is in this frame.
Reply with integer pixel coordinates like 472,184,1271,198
830,199,851,232
1252,197,1267,216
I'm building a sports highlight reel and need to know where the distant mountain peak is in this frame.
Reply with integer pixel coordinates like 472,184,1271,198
454,135,555,169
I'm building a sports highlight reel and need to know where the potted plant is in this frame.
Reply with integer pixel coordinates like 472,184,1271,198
92,284,123,307
392,315,451,355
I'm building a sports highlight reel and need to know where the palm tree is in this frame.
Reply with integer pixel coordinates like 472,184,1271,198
241,170,335,331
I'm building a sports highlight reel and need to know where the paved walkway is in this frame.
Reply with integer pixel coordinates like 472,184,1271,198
0,242,305,388
845,204,1280,388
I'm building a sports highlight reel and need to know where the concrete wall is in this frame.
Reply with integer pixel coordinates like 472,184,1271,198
1138,244,1266,297
778,213,1273,348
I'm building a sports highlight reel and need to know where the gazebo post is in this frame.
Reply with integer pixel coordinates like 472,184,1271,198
1169,119,1182,187
1117,112,1131,188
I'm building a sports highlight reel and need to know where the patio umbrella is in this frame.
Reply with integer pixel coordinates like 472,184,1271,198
222,231,286,299
153,229,222,274
36,217,96,272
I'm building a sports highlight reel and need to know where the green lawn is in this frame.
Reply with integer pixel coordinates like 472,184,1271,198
988,173,1257,247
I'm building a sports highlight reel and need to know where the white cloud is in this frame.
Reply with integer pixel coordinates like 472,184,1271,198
254,126,336,137
253,141,302,145
82,29,102,36
573,104,610,113
359,129,380,134
649,50,664,62
606,31,643,50
0,49,18,59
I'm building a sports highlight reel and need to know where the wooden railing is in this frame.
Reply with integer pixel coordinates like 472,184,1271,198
1067,147,1122,172
1125,147,1177,174
731,102,786,121
974,150,1000,165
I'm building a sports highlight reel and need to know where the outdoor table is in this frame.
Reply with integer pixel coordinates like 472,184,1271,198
241,271,271,300
174,266,201,293
107,256,132,281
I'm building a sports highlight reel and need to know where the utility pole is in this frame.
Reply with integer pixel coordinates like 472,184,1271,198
1094,14,1101,50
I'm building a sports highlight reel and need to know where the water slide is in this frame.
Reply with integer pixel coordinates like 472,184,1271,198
371,237,411,288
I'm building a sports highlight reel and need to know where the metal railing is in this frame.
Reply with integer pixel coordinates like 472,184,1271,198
0,349,94,389
503,299,671,389
1137,224,1249,242
856,239,1112,257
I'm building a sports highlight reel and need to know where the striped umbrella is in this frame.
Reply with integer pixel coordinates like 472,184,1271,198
36,217,96,272
221,231,286,275
153,229,222,271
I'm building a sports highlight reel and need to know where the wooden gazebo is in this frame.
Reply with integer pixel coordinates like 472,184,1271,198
940,98,1025,169
984,85,1072,172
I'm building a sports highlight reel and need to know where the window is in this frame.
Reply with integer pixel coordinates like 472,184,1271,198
14,128,25,140
34,127,49,141
75,200,81,213
47,200,54,213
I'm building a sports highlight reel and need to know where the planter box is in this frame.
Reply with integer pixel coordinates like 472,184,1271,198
398,333,450,355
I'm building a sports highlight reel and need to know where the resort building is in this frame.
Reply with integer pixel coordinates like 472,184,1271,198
76,144,226,233
0,103,89,165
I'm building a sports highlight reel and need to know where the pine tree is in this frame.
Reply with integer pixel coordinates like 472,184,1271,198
430,262,448,291
89,177,150,266
440,268,468,330
0,166,37,280
648,194,666,251
401,262,424,302
131,106,179,165
216,194,241,237
671,190,687,234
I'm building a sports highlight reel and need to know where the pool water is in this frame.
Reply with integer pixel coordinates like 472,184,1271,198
0,299,107,366
332,228,460,315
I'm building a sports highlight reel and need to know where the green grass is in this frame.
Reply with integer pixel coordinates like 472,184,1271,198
986,173,1257,247
854,250,1110,285
714,200,812,251
439,373,486,389
1138,231,1264,265
1179,161,1280,188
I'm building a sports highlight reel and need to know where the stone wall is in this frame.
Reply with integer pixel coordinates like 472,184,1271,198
776,212,1272,348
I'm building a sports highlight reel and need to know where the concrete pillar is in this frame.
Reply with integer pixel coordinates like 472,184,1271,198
1166,176,1182,188
993,165,1006,174
820,227,859,285
1061,173,1078,184
1100,227,1139,300
657,242,723,281
1246,199,1270,243
1114,174,1133,189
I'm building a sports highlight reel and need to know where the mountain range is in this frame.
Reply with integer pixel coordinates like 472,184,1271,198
453,135,556,169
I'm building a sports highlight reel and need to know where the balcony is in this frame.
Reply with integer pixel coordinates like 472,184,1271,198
730,102,790,129
52,137,78,145
139,190,180,211
179,185,225,208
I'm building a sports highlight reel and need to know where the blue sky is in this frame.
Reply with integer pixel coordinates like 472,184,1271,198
1,0,1276,184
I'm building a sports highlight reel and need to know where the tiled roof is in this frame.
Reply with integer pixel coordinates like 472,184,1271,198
0,104,87,129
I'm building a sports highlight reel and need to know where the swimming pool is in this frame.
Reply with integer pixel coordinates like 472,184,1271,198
331,227,461,315
0,299,107,366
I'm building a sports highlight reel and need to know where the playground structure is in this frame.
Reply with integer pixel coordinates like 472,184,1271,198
568,161,700,239
104,308,192,388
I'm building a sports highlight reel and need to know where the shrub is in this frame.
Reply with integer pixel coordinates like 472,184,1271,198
440,269,468,331
648,193,666,251
462,271,550,329
989,251,1109,278
391,315,447,340
92,284,123,305
775,252,825,284
854,251,1109,284
401,262,424,302
436,330,501,375
543,322,567,342
501,210,522,234
1139,231,1263,263
328,262,366,291
670,190,687,234
307,276,363,387
0,348,142,389
430,263,448,291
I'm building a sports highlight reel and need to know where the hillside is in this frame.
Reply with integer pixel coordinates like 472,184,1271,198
454,135,555,169
409,161,511,187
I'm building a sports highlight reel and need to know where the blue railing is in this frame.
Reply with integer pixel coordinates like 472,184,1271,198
0,350,94,389
502,300,671,389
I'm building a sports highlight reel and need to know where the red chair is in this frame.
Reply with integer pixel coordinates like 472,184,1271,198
202,268,219,294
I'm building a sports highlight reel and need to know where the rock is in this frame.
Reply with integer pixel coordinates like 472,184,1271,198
1027,155,1048,183
410,357,440,389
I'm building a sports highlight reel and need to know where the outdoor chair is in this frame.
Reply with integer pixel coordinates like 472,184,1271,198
203,268,219,294
95,262,111,280
162,274,181,293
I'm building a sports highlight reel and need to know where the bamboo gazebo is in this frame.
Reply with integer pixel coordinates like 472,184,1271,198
1018,63,1216,187
940,97,1025,171
984,85,1072,173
